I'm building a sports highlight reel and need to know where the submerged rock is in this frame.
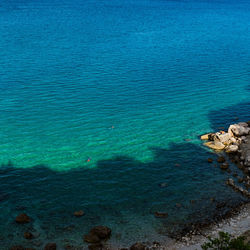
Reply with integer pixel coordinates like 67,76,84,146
154,211,168,218
130,243,146,250
90,226,111,240
84,233,101,244
217,156,226,163
44,243,57,250
88,243,103,250
24,232,33,239
158,182,168,188
15,213,30,224
220,163,229,170
207,158,213,163
74,210,85,217
10,246,25,250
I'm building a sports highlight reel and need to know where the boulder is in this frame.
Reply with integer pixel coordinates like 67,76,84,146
84,233,101,244
242,230,250,245
44,243,57,250
226,144,238,153
220,163,229,170
200,133,211,140
214,132,232,145
15,213,30,224
204,141,225,150
228,124,250,137
130,243,146,250
90,226,111,240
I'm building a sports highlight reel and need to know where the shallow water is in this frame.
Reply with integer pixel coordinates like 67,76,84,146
0,0,250,248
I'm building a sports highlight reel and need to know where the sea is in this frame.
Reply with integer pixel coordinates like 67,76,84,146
0,0,250,248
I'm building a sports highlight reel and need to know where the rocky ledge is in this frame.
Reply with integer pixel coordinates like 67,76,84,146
201,121,250,198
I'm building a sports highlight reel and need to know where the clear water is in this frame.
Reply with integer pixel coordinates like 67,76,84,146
0,0,250,248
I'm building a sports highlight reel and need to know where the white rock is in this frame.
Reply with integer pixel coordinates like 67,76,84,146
226,144,239,153
204,141,225,150
228,124,250,137
214,132,232,145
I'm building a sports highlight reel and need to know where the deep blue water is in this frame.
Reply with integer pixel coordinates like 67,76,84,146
0,0,250,248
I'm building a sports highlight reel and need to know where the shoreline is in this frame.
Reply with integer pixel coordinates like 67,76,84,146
9,121,250,250
172,202,250,250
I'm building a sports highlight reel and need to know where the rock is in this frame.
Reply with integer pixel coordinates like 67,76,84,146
200,133,212,140
226,144,239,153
158,182,168,188
176,203,182,208
44,243,57,250
88,243,103,250
217,156,226,163
241,230,250,245
90,226,111,240
130,243,146,250
216,202,226,209
220,163,229,170
214,132,232,145
204,141,225,150
24,232,33,239
154,211,168,218
228,124,250,137
207,158,213,163
64,245,75,250
15,213,30,224
84,233,101,244
10,246,25,250
238,178,244,183
74,210,85,217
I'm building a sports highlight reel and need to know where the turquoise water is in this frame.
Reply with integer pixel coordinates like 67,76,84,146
0,0,250,248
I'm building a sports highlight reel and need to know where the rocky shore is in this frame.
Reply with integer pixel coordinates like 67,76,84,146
201,121,250,198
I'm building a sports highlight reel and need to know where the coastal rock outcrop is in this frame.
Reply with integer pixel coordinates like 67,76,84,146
202,121,250,198
201,122,250,153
